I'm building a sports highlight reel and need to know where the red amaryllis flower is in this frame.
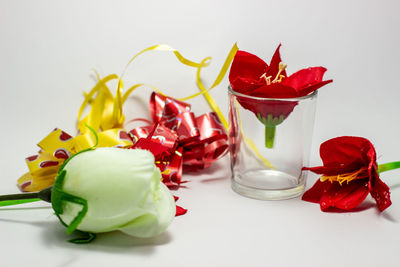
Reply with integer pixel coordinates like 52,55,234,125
229,45,332,98
229,45,332,148
302,136,392,212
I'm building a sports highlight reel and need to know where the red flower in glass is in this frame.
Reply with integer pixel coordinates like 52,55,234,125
302,136,391,212
229,45,332,148
229,45,332,98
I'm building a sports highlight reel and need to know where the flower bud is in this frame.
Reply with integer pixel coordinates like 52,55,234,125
53,147,175,238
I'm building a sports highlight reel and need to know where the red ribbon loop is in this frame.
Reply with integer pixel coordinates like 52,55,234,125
130,92,228,187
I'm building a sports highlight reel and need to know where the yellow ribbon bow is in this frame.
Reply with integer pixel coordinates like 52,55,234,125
18,43,239,192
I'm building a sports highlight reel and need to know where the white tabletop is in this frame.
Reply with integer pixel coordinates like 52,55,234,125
1,0,400,266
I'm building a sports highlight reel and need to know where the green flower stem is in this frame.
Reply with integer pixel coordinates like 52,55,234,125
256,114,284,149
265,125,276,149
0,198,41,207
0,187,52,207
0,192,39,201
378,161,400,173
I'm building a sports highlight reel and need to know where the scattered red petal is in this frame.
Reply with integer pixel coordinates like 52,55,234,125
175,205,188,216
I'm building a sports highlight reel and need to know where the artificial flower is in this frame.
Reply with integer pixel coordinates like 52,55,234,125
229,45,332,148
302,136,392,212
229,45,332,98
52,147,176,239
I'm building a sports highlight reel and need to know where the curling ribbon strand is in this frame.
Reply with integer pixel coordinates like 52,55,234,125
191,43,274,168
117,44,212,106
190,43,239,130
119,44,211,81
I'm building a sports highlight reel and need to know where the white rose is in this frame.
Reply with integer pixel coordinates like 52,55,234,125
52,147,175,238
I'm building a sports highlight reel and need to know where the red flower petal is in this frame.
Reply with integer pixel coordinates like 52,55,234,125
282,67,329,92
302,166,337,175
302,179,331,203
297,80,333,97
319,136,375,175
230,77,264,95
319,179,369,211
265,44,286,78
369,174,392,211
175,205,188,216
229,50,267,88
237,96,298,121
252,83,298,98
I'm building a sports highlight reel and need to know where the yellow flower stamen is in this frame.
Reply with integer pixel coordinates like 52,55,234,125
162,169,171,175
260,73,272,85
320,167,368,185
260,62,287,85
272,62,287,83
277,74,285,83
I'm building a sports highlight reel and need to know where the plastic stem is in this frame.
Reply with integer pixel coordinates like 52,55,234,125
0,187,52,207
265,125,276,149
0,198,41,207
0,192,39,201
378,161,400,173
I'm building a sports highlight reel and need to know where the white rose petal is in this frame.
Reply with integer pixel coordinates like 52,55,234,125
57,147,175,238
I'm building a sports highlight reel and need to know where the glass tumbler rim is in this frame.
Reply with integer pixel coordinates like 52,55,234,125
228,85,318,102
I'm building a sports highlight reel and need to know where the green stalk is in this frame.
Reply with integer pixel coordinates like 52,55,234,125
378,161,400,173
0,187,52,207
265,125,276,149
0,198,41,207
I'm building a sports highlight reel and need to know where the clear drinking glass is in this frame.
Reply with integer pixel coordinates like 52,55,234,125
228,86,318,200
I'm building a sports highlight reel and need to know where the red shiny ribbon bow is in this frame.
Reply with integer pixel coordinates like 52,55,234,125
129,92,228,187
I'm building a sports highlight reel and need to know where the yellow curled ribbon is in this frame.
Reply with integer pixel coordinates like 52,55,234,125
18,44,215,192
18,43,273,192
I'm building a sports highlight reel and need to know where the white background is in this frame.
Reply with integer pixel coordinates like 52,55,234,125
1,0,400,266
